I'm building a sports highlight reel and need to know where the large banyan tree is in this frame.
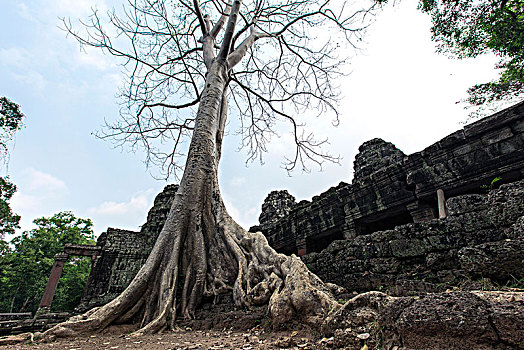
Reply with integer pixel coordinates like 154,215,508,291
48,0,376,336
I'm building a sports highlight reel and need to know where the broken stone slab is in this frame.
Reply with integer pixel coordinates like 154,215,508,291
0,313,32,321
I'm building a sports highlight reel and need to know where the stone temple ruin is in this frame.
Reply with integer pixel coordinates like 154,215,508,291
3,101,523,334
80,99,523,306
248,100,524,294
250,102,524,256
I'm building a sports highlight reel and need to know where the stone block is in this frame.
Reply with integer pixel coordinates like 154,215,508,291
439,130,466,148
447,194,487,215
481,127,514,145
390,238,426,258
458,239,524,282
514,118,524,133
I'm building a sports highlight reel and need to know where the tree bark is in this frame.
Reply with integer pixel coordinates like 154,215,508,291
9,286,19,313
43,59,340,338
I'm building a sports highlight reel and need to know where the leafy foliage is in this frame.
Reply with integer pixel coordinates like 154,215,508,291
419,0,524,105
0,177,20,253
0,97,24,159
481,176,503,192
0,212,95,313
0,97,23,253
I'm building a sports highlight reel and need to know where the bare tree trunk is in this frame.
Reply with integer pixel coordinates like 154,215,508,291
43,60,340,338
9,286,19,313
19,295,31,313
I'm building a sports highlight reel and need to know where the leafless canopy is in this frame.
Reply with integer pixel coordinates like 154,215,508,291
64,0,376,178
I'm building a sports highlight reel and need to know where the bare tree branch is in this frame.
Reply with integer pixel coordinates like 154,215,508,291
218,0,242,61
193,0,209,36
210,1,232,38
63,0,377,178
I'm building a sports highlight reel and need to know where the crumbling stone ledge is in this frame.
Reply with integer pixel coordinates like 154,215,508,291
322,290,524,349
305,180,524,295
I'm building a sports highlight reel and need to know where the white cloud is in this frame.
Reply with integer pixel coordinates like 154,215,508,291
54,0,109,17
223,198,259,230
87,189,156,233
230,176,247,187
0,47,32,68
266,133,294,160
76,51,114,70
11,192,41,213
223,198,241,223
24,168,69,193
9,169,71,233
245,207,258,223
89,192,152,217
16,3,38,23
7,0,116,76
11,71,47,95
10,169,69,213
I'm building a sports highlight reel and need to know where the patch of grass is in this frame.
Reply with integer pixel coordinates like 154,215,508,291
506,275,524,289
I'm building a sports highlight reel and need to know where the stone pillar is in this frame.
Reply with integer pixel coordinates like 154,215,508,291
296,239,307,257
342,221,357,239
437,189,448,218
38,253,69,312
407,201,436,223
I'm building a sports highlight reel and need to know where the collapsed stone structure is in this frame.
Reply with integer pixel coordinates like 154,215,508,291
307,180,524,294
81,100,523,307
251,101,524,258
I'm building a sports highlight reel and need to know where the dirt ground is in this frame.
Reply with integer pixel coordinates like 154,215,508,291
0,325,332,350
0,304,344,349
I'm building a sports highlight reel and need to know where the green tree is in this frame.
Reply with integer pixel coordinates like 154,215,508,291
0,97,23,252
0,97,24,160
420,0,524,106
0,212,95,313
0,177,20,255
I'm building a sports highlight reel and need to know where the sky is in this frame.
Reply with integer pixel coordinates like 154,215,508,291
0,0,502,237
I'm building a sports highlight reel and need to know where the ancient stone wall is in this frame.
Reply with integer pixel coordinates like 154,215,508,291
252,101,524,256
77,184,178,311
77,228,149,310
305,179,524,294
405,103,524,200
